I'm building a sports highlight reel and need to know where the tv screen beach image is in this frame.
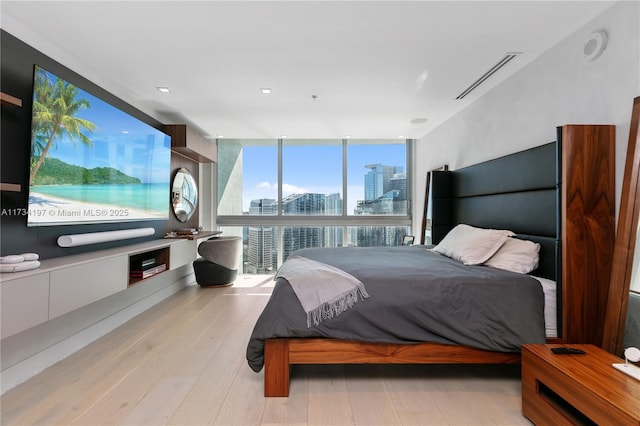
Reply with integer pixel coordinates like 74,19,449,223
27,66,171,226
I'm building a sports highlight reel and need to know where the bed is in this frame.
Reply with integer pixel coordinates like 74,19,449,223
247,128,616,397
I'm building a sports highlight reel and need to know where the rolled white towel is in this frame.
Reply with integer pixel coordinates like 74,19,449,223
0,260,41,273
0,255,25,264
20,253,39,261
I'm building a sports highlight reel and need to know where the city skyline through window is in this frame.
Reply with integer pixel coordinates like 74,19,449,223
236,140,406,214
217,138,412,273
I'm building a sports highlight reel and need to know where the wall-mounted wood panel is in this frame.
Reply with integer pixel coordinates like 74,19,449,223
0,92,22,107
561,124,616,345
164,124,216,163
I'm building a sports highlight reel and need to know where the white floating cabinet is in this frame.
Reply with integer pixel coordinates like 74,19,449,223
49,255,128,319
1,272,49,339
0,238,195,339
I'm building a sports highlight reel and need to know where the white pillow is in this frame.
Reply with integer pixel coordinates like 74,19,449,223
484,237,540,274
431,224,514,265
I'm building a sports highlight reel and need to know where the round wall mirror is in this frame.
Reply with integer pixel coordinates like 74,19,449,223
171,168,198,222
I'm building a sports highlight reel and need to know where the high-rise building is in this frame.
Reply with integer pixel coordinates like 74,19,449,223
282,226,325,260
358,166,407,216
281,193,325,215
325,192,342,215
246,225,275,274
281,193,327,259
249,198,276,215
353,225,408,247
355,165,408,245
246,199,277,273
364,164,403,200
389,172,407,200
325,193,343,247
364,164,384,200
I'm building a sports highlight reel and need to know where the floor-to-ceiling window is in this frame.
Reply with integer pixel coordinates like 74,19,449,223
217,138,412,273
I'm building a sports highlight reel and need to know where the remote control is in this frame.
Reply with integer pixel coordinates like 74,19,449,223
551,347,586,355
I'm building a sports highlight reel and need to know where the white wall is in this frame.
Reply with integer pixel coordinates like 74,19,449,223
413,1,639,236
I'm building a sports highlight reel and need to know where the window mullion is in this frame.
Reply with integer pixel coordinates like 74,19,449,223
343,138,348,218
277,138,283,216
343,138,349,243
277,138,283,264
407,139,413,215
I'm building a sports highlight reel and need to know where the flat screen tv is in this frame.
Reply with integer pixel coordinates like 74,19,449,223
27,65,172,226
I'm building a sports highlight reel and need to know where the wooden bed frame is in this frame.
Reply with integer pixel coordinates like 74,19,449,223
262,126,616,397
264,339,524,396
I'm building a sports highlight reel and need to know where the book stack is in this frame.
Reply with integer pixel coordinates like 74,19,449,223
177,228,199,236
130,257,167,280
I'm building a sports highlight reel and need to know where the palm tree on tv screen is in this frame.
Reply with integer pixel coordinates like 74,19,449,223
29,67,96,186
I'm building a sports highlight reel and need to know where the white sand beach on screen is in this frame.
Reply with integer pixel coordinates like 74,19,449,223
27,192,165,224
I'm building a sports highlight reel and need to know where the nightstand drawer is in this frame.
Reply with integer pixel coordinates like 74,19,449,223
522,344,640,425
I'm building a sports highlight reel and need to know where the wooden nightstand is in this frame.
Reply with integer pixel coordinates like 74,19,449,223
522,344,640,425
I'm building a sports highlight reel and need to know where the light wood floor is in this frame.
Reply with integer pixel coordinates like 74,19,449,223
1,275,532,425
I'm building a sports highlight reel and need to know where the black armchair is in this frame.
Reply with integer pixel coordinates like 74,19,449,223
192,236,242,287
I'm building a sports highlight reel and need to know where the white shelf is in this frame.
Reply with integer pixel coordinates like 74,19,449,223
613,363,640,381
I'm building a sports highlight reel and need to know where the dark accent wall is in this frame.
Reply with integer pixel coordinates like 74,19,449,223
0,30,195,259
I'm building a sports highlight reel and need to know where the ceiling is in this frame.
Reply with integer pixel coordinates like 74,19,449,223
1,1,616,140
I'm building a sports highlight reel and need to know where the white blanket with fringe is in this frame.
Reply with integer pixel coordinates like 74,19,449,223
275,255,369,327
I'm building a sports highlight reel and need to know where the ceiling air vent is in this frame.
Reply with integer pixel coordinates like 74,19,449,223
455,52,521,100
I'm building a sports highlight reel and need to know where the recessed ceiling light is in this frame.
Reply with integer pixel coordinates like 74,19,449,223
410,117,428,125
280,135,288,139
344,135,351,139
156,87,171,93
398,135,406,139
261,88,272,94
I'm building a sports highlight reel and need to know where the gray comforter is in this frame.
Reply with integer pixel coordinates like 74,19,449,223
246,245,546,372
